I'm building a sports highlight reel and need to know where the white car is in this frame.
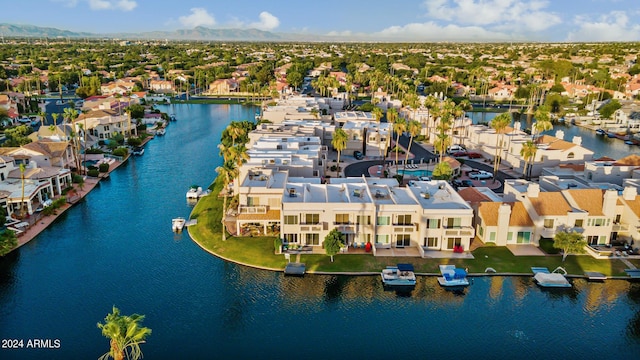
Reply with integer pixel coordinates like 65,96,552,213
468,170,493,180
447,145,465,154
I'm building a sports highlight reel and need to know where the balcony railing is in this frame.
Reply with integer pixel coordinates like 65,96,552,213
238,205,268,214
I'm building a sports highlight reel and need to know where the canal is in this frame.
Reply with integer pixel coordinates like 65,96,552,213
0,104,639,359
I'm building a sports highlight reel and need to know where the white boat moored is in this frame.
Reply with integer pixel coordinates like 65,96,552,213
172,217,186,232
437,265,470,287
381,264,416,286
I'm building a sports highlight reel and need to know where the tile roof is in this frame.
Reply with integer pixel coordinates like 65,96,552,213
458,187,491,204
537,135,575,151
530,192,572,216
564,189,605,216
478,202,534,227
614,154,640,166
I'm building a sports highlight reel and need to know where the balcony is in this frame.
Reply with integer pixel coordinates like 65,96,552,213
238,205,268,214
612,223,628,232
443,226,475,237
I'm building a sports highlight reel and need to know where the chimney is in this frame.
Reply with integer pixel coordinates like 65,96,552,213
496,203,512,246
602,189,618,216
623,186,638,201
527,183,540,198
572,136,582,146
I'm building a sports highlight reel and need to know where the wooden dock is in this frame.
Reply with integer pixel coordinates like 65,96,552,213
284,262,306,276
185,219,197,227
584,271,607,281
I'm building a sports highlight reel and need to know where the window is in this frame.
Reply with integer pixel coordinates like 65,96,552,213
425,237,438,247
447,237,462,249
427,218,441,229
304,213,319,224
489,232,496,242
247,197,259,206
587,235,599,245
284,215,298,225
377,216,390,226
283,234,298,243
335,213,349,224
516,232,531,244
567,152,575,159
478,226,484,237
615,214,621,224
446,217,462,228
543,219,554,229
396,234,411,247
592,218,605,227
376,234,389,244
305,233,320,245
357,215,371,225
507,232,513,241
574,219,584,228
396,214,412,225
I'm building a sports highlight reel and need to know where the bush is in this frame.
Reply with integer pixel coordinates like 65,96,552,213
330,165,337,171
88,165,98,171
72,174,83,183
127,137,142,147
99,163,110,173
87,169,100,177
274,238,282,253
112,147,128,157
85,148,104,154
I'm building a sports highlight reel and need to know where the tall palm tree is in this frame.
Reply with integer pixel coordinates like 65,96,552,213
19,164,26,218
215,164,234,241
520,140,537,180
38,110,47,128
393,117,407,173
226,124,245,148
434,105,453,164
423,95,438,142
228,144,249,169
383,108,398,167
97,306,151,360
402,120,421,174
372,107,383,157
533,105,553,137
51,113,59,131
332,128,348,178
490,112,512,180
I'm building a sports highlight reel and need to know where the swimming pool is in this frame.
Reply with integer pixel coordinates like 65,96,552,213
397,169,432,177
82,160,99,167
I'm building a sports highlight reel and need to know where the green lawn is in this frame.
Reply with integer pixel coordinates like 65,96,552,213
188,178,633,277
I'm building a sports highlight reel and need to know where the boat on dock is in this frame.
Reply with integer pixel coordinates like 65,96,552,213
172,217,186,232
532,267,571,288
381,264,416,286
186,185,210,200
437,265,470,287
595,128,606,136
284,262,306,276
156,128,165,136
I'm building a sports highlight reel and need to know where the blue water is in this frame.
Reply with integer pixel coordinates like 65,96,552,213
1,104,639,359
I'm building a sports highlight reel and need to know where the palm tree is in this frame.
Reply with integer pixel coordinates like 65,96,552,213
51,113,59,131
310,108,319,120
215,164,235,241
393,117,407,173
228,144,249,169
402,120,421,174
97,306,151,360
423,95,438,142
520,140,537,180
490,112,512,180
383,108,398,168
38,110,47,127
372,107,383,157
332,128,348,178
533,105,553,137
19,164,26,218
226,124,245,148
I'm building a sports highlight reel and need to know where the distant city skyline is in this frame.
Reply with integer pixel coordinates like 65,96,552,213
3,0,640,41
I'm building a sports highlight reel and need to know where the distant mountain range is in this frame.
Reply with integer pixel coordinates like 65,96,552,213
0,23,322,41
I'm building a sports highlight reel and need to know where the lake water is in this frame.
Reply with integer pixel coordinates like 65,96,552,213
468,111,634,159
1,104,639,359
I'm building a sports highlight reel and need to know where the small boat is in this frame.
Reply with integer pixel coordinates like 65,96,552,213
625,140,635,145
595,128,606,136
186,186,202,199
156,128,166,136
169,114,177,121
437,265,470,287
532,266,571,288
132,147,144,156
172,217,186,232
381,264,416,286
557,117,565,123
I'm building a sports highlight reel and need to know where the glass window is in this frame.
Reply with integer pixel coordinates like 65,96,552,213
543,219,554,229
397,214,412,225
396,234,410,247
446,217,462,228
284,234,298,243
335,213,349,224
478,226,484,236
377,216,390,226
284,215,298,225
507,232,513,241
427,218,441,229
304,213,319,224
516,232,530,244
574,219,583,228
426,237,438,247
489,232,496,241
376,235,389,244
447,237,462,249
357,215,371,225
305,233,320,245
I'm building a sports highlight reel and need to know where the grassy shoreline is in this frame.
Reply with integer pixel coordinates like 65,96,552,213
187,177,638,277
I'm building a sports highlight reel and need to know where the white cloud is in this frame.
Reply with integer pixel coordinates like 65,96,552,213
52,0,79,7
248,11,280,31
422,0,561,32
375,21,514,41
87,0,137,11
567,11,640,41
179,8,216,28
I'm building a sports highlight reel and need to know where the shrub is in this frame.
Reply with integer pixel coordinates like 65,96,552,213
85,148,104,154
330,165,337,171
112,147,128,157
99,163,110,172
72,174,83,183
87,169,100,177
88,165,98,171
274,238,282,253
127,137,142,147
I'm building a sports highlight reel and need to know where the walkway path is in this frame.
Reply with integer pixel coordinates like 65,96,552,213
621,258,637,269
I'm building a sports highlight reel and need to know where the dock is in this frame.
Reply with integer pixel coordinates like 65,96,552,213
284,262,306,276
584,271,607,281
624,269,640,279
185,219,197,227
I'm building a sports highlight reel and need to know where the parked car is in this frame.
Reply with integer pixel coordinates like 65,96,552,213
447,145,466,154
418,176,431,181
466,152,483,159
353,150,364,160
451,151,468,157
468,170,493,180
452,179,474,188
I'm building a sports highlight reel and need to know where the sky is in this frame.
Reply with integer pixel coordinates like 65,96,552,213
3,0,640,41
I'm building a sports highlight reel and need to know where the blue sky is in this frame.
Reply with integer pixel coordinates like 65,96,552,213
3,0,640,41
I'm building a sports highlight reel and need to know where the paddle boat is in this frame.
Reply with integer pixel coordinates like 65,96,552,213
381,264,416,286
172,217,186,232
531,266,571,288
437,265,470,287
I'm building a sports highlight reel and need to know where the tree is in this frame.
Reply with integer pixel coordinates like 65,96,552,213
372,107,384,157
533,106,552,136
403,120,421,174
324,228,345,262
432,161,453,180
599,99,622,119
393,117,407,173
332,128,348,177
19,164,26,217
97,306,151,360
215,164,235,241
0,229,17,256
520,140,537,180
490,113,511,181
384,108,398,166
553,231,587,262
